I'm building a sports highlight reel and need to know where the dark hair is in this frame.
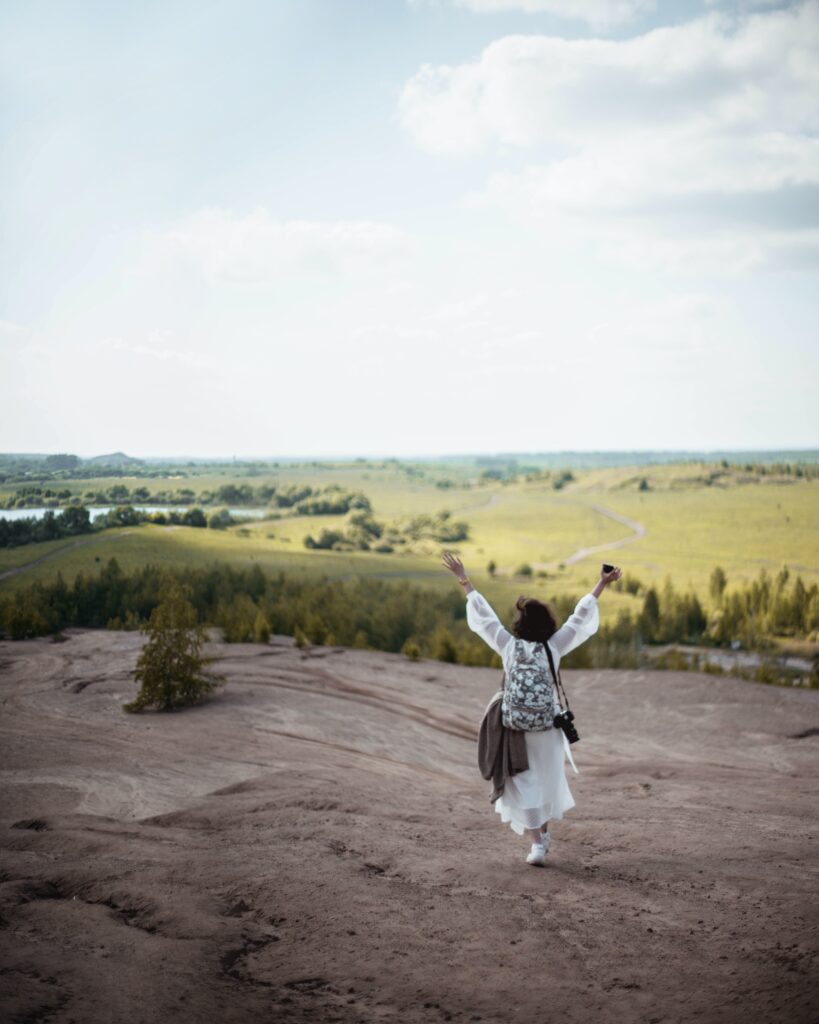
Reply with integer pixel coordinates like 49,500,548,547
512,596,557,644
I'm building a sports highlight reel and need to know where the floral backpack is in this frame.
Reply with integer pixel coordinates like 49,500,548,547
501,638,558,731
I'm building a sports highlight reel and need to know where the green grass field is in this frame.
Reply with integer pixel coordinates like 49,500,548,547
2,461,817,638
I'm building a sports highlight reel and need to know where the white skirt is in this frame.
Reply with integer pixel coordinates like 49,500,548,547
494,724,575,836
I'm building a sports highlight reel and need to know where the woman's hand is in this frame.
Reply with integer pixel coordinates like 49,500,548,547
441,550,468,580
592,564,622,599
442,551,475,593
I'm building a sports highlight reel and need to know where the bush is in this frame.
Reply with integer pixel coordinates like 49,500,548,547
432,626,458,663
613,572,643,596
217,594,259,642
254,610,271,644
515,563,533,577
402,639,421,661
123,581,224,712
652,647,691,671
552,471,574,490
207,507,234,530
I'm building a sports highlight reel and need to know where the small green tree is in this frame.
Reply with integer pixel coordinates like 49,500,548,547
402,638,421,661
207,507,234,530
254,609,271,644
487,560,496,577
639,587,660,643
432,626,458,663
123,581,224,712
709,566,727,606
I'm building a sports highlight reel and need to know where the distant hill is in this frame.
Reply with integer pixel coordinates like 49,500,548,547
83,452,143,467
0,451,144,472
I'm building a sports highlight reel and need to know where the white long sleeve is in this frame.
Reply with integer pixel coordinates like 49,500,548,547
549,594,599,658
465,590,513,658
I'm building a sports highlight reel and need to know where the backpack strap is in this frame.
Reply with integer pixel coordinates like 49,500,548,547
542,640,571,712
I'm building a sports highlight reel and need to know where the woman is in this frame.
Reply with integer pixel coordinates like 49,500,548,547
442,551,621,866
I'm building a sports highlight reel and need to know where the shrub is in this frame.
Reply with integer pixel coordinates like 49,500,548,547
254,610,271,644
613,572,643,596
217,594,259,642
552,471,574,490
207,507,234,530
432,626,458,663
402,639,421,661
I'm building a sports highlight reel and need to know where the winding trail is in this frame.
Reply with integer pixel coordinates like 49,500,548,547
534,502,646,572
447,491,500,515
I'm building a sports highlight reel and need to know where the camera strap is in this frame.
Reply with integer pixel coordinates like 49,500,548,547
543,639,580,774
542,640,570,712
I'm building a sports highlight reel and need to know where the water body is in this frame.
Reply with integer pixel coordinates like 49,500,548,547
0,506,271,522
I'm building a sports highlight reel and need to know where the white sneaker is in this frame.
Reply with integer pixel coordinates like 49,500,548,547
526,843,546,866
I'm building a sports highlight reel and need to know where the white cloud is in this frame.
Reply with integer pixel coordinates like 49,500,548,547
400,2,819,270
409,0,654,31
0,320,31,339
159,207,412,285
400,5,819,153
102,332,219,371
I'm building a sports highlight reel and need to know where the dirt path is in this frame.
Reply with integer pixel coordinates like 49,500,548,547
1,629,817,1024
0,529,136,583
448,491,500,515
534,502,646,572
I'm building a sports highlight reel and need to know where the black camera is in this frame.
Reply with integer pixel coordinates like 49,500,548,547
553,709,580,744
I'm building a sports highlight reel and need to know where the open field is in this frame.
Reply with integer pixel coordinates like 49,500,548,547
2,463,817,643
1,629,817,1024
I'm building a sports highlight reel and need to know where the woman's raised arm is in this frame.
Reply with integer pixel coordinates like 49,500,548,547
550,565,622,658
441,550,512,657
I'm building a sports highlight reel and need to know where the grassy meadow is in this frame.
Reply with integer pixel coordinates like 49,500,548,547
2,458,817,651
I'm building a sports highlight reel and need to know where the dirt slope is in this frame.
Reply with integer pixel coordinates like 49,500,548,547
1,630,817,1024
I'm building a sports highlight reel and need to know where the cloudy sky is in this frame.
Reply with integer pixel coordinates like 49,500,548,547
1,0,817,458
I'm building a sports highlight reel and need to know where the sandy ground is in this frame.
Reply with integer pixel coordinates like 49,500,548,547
1,629,817,1024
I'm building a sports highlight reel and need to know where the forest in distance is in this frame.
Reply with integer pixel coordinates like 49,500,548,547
1,449,817,687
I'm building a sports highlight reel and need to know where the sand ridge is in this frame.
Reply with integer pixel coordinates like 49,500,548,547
1,628,818,1023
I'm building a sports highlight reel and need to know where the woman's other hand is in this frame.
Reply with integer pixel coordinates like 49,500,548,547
592,565,622,598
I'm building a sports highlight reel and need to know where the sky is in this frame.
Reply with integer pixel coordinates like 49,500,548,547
1,0,818,458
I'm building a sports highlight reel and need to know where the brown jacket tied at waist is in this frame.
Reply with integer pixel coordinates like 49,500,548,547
477,691,529,803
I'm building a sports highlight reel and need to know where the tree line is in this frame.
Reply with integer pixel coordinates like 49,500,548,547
0,481,372,513
2,559,816,681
